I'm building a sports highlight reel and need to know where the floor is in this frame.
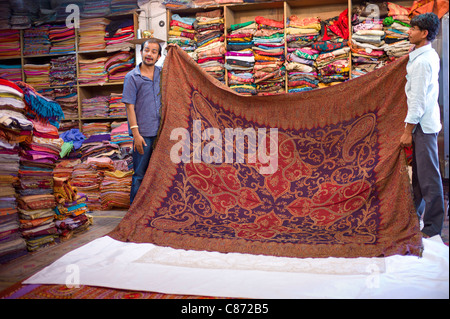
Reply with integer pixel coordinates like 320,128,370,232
0,209,127,293
0,207,448,295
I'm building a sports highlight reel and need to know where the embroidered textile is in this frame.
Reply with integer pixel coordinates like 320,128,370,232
109,47,422,258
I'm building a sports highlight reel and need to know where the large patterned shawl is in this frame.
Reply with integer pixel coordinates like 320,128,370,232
109,46,422,258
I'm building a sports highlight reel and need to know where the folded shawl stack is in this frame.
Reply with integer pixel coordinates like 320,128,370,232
253,16,285,95
100,170,132,209
105,18,135,52
0,79,28,262
49,55,77,87
286,16,321,93
53,176,92,241
194,9,226,83
78,17,110,52
0,63,22,84
49,24,76,55
82,95,110,118
226,20,257,95
23,25,50,56
105,51,135,82
168,14,197,58
350,2,412,78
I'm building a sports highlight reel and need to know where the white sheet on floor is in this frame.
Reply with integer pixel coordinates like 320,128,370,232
24,235,449,299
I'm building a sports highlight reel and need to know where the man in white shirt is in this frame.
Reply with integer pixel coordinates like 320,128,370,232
400,13,444,238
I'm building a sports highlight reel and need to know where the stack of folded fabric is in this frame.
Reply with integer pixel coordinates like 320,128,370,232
53,175,92,241
49,24,76,55
82,121,111,138
17,193,57,252
81,0,111,18
0,64,22,82
108,93,126,117
383,2,412,61
49,55,77,87
168,14,197,58
0,80,31,145
78,56,109,85
252,16,285,95
14,95,62,251
70,162,103,211
194,9,225,83
315,11,350,87
58,121,79,135
350,3,388,78
53,87,79,120
24,63,51,87
17,82,65,127
59,128,86,160
226,20,257,95
81,139,120,162
286,16,321,93
110,121,133,171
100,170,132,209
23,25,51,56
163,0,192,10
0,29,20,58
0,0,11,29
105,18,135,52
110,0,138,14
105,51,135,82
82,95,110,118
18,120,62,196
53,159,81,180
54,0,84,21
0,79,28,262
110,121,132,149
78,17,110,52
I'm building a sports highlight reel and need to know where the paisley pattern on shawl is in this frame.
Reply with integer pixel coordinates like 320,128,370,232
109,47,422,258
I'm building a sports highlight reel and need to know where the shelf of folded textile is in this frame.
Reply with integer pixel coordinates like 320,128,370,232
285,15,321,93
53,176,92,241
195,9,226,83
168,13,198,59
0,29,21,59
0,62,22,82
252,16,285,95
350,2,412,78
226,20,257,95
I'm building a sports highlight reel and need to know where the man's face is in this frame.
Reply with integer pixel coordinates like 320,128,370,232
408,25,428,46
142,42,161,66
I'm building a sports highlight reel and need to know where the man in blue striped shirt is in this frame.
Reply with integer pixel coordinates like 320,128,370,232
400,13,444,238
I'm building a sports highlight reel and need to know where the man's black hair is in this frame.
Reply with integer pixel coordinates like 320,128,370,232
410,12,440,41
140,39,162,56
